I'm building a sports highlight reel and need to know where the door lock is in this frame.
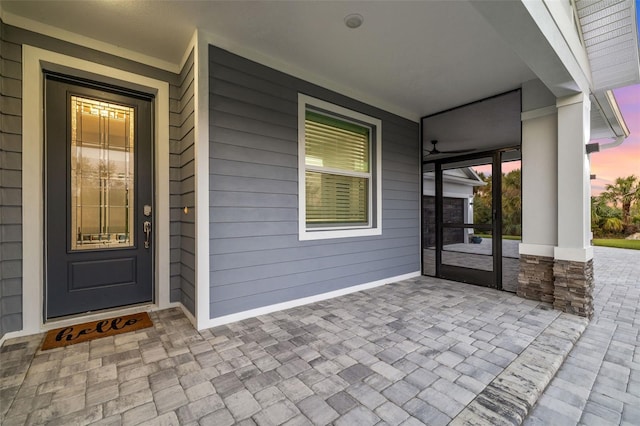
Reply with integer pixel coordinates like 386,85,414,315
143,221,152,249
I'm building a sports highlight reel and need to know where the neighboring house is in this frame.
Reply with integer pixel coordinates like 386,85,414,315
422,168,486,248
1,0,639,342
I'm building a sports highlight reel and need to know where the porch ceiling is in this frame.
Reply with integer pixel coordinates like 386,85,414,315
0,0,537,120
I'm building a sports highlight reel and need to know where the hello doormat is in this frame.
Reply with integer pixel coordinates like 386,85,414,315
41,312,153,350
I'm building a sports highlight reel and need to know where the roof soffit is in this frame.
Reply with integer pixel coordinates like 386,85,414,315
575,0,640,93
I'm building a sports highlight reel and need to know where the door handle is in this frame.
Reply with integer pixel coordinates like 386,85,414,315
143,221,152,249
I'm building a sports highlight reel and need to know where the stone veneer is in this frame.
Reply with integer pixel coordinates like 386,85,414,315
517,255,555,303
553,259,594,318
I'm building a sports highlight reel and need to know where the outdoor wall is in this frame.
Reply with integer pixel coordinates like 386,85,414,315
0,20,23,338
169,49,196,314
209,46,421,319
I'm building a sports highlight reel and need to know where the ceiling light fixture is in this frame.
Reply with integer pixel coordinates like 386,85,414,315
344,13,364,29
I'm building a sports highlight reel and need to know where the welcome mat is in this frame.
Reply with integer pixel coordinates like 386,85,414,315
42,312,153,350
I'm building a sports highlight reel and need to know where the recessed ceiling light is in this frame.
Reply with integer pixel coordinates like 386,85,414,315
344,13,364,29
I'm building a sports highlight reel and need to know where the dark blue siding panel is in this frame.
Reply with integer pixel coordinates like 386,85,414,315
209,45,420,319
0,25,23,338
169,50,196,314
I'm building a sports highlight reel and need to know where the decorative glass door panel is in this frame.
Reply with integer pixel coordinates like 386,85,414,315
71,97,135,250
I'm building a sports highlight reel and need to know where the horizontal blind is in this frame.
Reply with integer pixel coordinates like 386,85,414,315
305,111,369,173
306,172,368,225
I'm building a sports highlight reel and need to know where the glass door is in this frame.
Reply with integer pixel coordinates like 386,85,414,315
500,149,522,292
422,150,521,291
437,156,497,288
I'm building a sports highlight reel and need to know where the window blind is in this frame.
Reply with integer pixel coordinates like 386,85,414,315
304,111,371,226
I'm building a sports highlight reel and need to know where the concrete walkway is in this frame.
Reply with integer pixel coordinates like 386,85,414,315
1,246,634,425
525,246,640,426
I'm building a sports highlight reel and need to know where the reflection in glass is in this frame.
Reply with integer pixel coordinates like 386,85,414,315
501,155,522,292
422,175,436,275
71,96,134,250
442,229,493,271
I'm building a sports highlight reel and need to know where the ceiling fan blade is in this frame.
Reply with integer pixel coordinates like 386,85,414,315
440,148,474,154
424,139,474,156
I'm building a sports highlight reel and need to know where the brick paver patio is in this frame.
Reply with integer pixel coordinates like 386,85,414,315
525,246,640,426
5,247,634,425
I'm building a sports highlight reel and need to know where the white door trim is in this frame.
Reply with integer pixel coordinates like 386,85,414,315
22,45,171,334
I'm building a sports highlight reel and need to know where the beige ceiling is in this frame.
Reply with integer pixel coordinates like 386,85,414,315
1,0,537,119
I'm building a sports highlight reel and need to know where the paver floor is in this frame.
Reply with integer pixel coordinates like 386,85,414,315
525,246,640,426
1,265,591,425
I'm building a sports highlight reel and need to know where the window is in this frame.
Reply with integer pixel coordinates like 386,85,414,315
298,94,382,240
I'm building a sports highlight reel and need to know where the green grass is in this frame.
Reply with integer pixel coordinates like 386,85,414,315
474,234,521,241
593,239,640,250
474,236,640,250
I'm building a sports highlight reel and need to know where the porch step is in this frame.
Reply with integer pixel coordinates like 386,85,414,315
451,308,588,425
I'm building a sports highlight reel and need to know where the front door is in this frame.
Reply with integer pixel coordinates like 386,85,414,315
45,75,154,319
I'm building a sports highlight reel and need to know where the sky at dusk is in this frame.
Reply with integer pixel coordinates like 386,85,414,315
590,84,640,195
590,1,639,195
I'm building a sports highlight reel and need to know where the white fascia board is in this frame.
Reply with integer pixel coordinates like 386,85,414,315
592,91,630,138
443,175,485,187
423,172,485,187
543,0,592,85
471,1,591,97
523,1,592,93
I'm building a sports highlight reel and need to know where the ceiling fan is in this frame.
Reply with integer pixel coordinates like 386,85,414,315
424,139,473,156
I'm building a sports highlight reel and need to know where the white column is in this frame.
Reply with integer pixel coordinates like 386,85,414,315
517,104,558,302
194,30,211,329
519,107,558,258
554,93,593,262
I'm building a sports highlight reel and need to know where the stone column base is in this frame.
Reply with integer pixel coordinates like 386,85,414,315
553,259,594,318
517,255,555,303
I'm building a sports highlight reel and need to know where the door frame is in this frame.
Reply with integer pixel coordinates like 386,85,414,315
434,153,502,289
422,147,521,290
22,45,172,333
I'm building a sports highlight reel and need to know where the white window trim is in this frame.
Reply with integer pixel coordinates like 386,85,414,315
298,93,382,241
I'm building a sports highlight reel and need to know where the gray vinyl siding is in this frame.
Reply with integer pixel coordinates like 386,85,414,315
0,20,23,338
169,50,196,314
0,22,180,337
209,46,420,319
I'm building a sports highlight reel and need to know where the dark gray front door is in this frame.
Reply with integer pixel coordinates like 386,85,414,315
45,76,153,319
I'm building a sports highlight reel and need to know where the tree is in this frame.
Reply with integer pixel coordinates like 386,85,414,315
501,169,522,236
591,195,620,230
600,175,640,226
473,171,492,227
602,217,624,234
473,169,522,237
